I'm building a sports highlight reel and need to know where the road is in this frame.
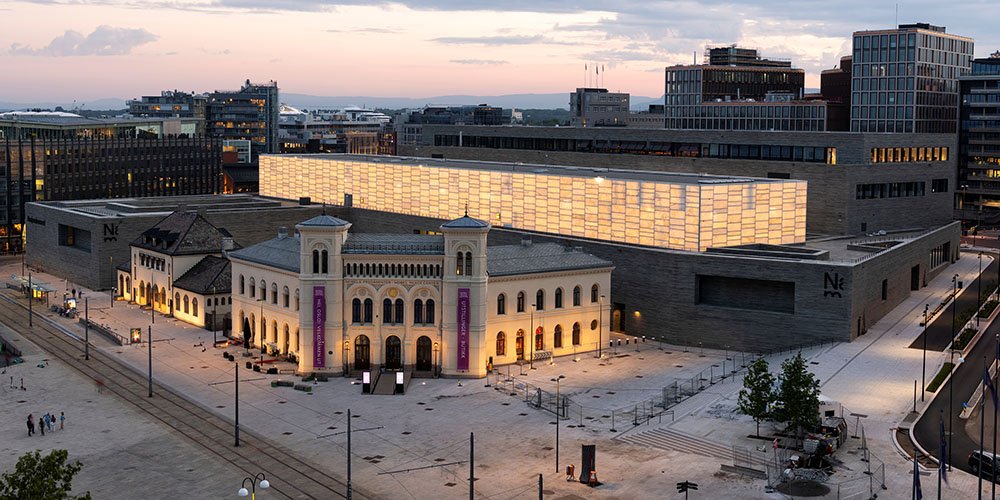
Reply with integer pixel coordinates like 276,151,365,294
0,290,362,500
910,256,999,351
913,301,1000,477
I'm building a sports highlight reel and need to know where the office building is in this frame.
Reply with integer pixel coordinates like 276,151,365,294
127,90,206,127
257,154,958,352
958,52,1000,222
570,88,630,127
850,23,974,133
707,45,792,67
821,56,853,131
206,80,280,156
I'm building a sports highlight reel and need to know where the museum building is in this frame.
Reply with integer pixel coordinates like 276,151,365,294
228,213,614,378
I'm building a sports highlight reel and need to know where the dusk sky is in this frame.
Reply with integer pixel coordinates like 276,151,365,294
2,0,998,102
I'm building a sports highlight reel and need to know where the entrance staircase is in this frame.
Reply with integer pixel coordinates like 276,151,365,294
371,369,412,395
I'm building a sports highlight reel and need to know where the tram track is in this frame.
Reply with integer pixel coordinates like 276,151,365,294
0,292,361,500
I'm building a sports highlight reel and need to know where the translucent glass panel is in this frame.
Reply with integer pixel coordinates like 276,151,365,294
261,157,806,252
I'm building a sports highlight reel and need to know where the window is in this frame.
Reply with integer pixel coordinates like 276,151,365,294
249,278,256,298
573,286,581,307
554,325,563,348
395,299,404,325
931,178,948,193
426,299,435,324
192,298,198,317
312,250,320,274
295,289,300,311
497,294,506,315
555,288,563,309
591,319,598,330
496,332,506,356
174,292,180,309
383,298,393,324
414,299,424,324
572,323,581,345
456,252,464,275
283,286,289,308
881,279,888,300
271,283,278,304
183,295,189,314
239,275,245,295
363,298,373,323
535,327,544,350
536,290,545,311
591,284,599,303
517,292,525,313
259,281,266,300
352,298,361,323
465,252,472,276
321,250,329,274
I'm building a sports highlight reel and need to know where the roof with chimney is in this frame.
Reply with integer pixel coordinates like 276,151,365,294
131,211,237,256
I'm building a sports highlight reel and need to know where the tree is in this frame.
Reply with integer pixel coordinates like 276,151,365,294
0,449,91,500
737,357,775,437
775,353,821,447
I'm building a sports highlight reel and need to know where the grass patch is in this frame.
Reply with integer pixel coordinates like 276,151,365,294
926,362,955,393
954,327,979,351
980,300,999,318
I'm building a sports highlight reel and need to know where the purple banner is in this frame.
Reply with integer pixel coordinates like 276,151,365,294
457,288,470,371
313,286,326,368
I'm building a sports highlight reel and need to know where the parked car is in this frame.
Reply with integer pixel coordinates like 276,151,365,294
970,450,999,480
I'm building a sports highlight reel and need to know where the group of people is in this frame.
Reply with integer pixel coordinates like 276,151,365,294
26,412,63,436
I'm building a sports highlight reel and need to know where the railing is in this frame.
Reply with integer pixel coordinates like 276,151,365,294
78,318,129,346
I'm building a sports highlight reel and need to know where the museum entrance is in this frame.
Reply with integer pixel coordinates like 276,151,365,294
515,329,525,361
354,335,370,370
385,335,402,370
416,336,432,371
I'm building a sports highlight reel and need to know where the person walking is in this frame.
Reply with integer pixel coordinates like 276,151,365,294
26,414,33,436
59,412,64,430
39,415,45,436
47,412,54,432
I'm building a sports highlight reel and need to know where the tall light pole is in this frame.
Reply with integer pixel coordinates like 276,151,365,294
84,297,89,361
551,374,565,473
922,303,929,402
27,271,32,327
529,304,536,370
212,285,218,346
978,252,984,327
433,341,440,378
237,473,270,500
258,297,265,366
598,294,605,359
147,325,153,398
949,273,959,470
234,359,240,447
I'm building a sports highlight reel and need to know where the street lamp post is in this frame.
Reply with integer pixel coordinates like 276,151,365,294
551,375,565,473
598,295,605,359
234,359,240,447
979,253,984,327
84,297,89,361
237,473,270,500
922,304,929,402
212,285,218,346
147,325,153,398
949,273,959,470
529,304,536,370
433,341,440,378
27,271,32,328
258,298,265,366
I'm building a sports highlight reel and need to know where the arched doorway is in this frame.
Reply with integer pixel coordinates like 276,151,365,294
612,308,622,332
354,335,371,370
385,336,402,370
416,336,432,371
516,329,525,361
535,326,544,351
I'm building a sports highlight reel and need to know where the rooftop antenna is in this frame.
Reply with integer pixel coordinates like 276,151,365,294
693,51,697,65
322,202,327,216
464,203,469,217
895,3,898,27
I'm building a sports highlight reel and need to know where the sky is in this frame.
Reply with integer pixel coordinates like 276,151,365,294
1,0,998,102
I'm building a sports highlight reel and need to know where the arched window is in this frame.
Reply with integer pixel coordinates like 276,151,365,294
554,325,563,348
591,284,599,303
183,295,189,314
456,252,464,275
271,320,278,344
555,288,563,309
378,264,384,275
573,286,581,307
239,275,245,295
174,292,179,309
425,299,435,324
535,289,545,311
293,328,299,351
464,251,472,276
283,286,289,308
383,298,393,324
249,278,256,298
395,299,404,325
271,283,278,304
363,298,373,323
391,264,396,276
414,299,424,324
535,327,544,350
517,291,525,313
352,298,361,323
496,332,506,356
572,322,581,346
312,249,320,274
294,289,300,311
259,280,266,300
192,298,198,317
497,293,506,315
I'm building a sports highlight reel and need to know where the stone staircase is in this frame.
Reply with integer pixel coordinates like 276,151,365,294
616,428,770,469
371,369,411,395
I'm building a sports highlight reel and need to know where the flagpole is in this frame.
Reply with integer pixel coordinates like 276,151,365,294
982,356,987,500
993,334,998,500
939,409,946,500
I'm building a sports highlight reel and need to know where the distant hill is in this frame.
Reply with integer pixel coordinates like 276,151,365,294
0,98,126,112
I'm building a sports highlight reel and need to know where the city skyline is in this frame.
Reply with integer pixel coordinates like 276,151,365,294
1,1,998,103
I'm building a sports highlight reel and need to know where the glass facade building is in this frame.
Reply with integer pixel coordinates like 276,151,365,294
850,23,973,133
260,155,806,252
958,54,1000,219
